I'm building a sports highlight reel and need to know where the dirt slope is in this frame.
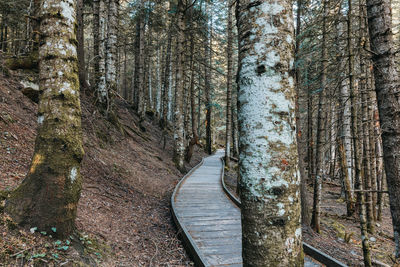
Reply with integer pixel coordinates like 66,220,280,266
0,73,204,266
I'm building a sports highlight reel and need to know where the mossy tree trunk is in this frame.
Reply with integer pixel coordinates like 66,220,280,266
236,0,303,265
5,0,84,238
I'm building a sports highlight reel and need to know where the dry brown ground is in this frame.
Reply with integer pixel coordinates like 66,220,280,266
0,72,205,266
225,166,394,266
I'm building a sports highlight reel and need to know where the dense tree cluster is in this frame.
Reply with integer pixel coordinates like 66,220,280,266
1,0,400,265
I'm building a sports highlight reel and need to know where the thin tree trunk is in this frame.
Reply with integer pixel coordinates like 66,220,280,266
77,0,89,91
92,0,100,90
360,0,375,233
2,17,7,53
96,0,108,108
133,9,141,110
185,28,198,163
350,0,372,264
104,0,118,115
205,8,212,155
311,0,328,234
295,0,311,225
123,36,128,99
161,23,173,129
173,0,186,173
138,12,146,119
231,98,239,158
225,2,233,167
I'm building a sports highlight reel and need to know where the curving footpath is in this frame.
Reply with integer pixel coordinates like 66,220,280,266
172,150,347,267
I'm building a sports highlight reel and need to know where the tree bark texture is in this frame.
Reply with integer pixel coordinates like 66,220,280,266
236,1,303,265
366,0,400,258
5,0,84,238
173,1,186,173
225,2,233,166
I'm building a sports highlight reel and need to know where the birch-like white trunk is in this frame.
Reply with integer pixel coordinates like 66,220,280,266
105,0,118,112
236,0,303,265
98,1,107,104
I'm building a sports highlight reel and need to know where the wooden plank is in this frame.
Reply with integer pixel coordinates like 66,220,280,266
180,219,241,226
204,254,242,266
187,224,241,232
189,230,242,239
195,237,242,247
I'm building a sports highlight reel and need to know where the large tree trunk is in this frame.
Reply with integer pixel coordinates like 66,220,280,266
366,0,400,259
5,0,84,238
236,1,303,265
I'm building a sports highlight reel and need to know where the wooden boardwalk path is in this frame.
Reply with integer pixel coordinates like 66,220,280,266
172,150,241,266
172,150,346,267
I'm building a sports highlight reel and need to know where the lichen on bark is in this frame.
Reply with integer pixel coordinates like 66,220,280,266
5,0,84,238
236,0,303,265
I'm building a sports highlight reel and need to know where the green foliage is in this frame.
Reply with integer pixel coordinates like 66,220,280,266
31,253,46,258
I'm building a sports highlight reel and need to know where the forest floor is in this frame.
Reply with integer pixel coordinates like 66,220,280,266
225,167,395,266
0,72,205,266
